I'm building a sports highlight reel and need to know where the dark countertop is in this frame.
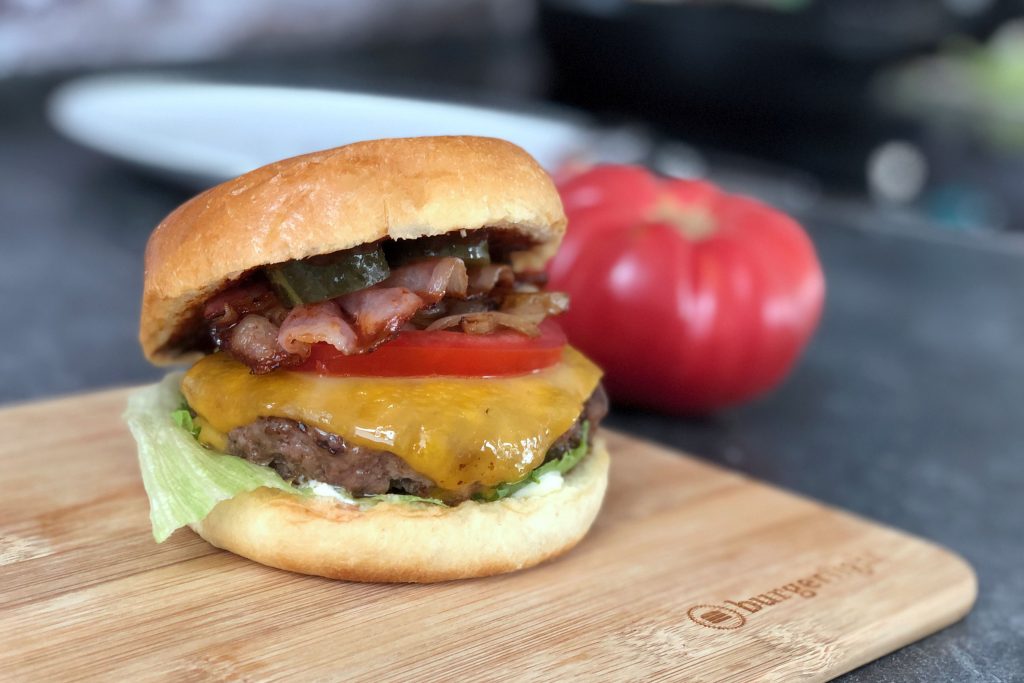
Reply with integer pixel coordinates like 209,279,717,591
2,61,1022,681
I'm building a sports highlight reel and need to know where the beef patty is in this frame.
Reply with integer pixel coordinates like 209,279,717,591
224,384,608,503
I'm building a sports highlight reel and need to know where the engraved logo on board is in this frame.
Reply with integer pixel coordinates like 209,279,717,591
686,551,884,630
686,605,746,630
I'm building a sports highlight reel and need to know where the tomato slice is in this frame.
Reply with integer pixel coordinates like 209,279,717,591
293,319,568,377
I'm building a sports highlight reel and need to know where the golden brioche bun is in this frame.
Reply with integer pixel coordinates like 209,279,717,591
141,136,567,364
190,439,609,583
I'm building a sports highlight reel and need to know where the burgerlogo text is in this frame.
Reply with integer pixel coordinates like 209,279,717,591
687,552,885,630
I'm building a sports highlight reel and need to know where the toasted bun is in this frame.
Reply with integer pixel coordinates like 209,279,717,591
141,136,567,364
190,439,609,582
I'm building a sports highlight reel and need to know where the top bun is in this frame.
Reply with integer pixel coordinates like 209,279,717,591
140,136,567,364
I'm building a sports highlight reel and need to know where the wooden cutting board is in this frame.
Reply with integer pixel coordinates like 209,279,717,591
0,387,975,682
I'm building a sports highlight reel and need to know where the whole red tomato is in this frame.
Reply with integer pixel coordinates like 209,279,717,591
548,165,825,414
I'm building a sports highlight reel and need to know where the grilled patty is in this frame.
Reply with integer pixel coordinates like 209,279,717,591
224,384,608,503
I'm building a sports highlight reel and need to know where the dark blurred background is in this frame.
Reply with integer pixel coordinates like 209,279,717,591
2,1,1023,680
6,0,1024,228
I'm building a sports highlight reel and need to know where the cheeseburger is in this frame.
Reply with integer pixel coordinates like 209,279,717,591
124,136,609,582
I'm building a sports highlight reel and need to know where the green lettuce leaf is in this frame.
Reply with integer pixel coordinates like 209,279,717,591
485,422,590,501
170,404,200,438
123,373,299,542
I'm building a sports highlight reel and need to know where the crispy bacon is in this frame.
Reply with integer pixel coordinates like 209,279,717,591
203,281,279,326
278,301,358,356
204,281,290,359
337,287,424,340
277,287,426,358
380,258,468,303
225,314,303,374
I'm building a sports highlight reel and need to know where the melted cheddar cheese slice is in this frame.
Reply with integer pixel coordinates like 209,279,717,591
181,348,602,494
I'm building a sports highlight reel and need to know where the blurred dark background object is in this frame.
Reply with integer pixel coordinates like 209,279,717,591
540,0,1024,231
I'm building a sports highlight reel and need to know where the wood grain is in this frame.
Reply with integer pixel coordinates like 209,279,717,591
0,387,976,682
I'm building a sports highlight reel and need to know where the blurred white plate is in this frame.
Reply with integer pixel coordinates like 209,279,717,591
48,74,591,187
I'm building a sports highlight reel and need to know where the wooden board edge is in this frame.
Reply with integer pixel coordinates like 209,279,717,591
0,384,141,415
831,540,977,681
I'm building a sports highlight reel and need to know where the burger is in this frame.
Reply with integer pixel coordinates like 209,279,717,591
124,136,609,582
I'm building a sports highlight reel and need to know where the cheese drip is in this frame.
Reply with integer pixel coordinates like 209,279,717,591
181,348,602,494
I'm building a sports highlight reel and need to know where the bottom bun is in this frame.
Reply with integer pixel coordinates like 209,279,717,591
190,438,610,582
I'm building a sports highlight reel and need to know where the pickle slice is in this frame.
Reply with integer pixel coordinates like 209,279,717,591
387,233,491,267
266,244,390,306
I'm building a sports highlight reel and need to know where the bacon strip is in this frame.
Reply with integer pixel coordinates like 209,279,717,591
500,292,570,323
381,258,468,303
277,287,427,357
203,281,278,326
338,287,424,341
278,301,358,356
225,314,302,374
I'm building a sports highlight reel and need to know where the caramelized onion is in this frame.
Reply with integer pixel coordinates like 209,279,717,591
500,292,570,323
426,311,541,337
467,264,515,296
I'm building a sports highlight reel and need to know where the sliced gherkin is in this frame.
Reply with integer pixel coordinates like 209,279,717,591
387,233,491,267
266,244,390,306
